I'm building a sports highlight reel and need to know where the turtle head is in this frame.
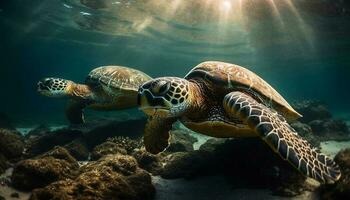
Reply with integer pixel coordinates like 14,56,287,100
138,77,191,118
37,78,72,98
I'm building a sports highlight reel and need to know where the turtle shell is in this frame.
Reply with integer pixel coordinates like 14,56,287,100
184,61,301,121
86,66,152,95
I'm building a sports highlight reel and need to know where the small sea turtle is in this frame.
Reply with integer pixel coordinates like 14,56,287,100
38,66,151,124
137,61,341,183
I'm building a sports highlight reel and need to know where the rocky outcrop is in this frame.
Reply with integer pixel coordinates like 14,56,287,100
0,129,24,161
30,154,155,200
160,138,314,196
91,141,127,160
11,147,79,190
165,130,197,153
64,139,90,161
25,129,83,158
0,153,9,174
25,125,50,139
132,149,163,175
293,100,332,123
320,148,350,199
309,119,349,139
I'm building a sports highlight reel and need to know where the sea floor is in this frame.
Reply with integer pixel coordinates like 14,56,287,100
2,122,350,200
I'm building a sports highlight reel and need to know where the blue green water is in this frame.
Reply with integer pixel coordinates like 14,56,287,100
0,0,349,126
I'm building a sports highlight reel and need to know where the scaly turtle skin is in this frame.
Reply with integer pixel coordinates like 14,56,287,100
137,61,341,184
38,66,151,124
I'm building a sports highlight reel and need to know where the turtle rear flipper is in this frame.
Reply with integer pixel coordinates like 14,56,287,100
223,91,341,184
144,117,176,154
65,100,87,124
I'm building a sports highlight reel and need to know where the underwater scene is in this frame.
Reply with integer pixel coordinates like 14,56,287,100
0,0,350,199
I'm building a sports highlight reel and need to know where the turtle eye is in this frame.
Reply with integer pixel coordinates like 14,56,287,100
158,81,171,95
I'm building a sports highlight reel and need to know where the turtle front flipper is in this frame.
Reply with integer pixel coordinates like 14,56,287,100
65,100,88,124
144,117,176,154
223,91,341,183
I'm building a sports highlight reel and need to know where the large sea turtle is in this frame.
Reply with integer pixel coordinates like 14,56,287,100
137,61,341,183
38,66,151,124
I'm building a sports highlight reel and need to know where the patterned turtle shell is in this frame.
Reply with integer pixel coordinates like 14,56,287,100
86,66,152,95
184,61,301,121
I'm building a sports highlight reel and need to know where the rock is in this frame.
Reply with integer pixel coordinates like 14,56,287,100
132,149,163,175
11,192,19,198
0,112,14,130
161,138,313,196
26,125,50,138
11,147,79,190
161,151,211,179
293,100,332,123
64,139,89,161
82,119,146,149
0,128,24,160
320,148,350,199
199,138,227,152
91,141,127,160
106,136,143,154
165,130,197,153
309,119,350,139
30,154,155,200
290,121,320,147
25,129,83,158
0,153,9,174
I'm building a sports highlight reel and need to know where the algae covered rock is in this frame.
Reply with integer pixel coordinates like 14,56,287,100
0,128,24,160
91,141,128,160
11,147,79,190
132,149,163,175
30,154,155,200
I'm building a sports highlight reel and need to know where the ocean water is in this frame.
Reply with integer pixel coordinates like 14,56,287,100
0,0,349,126
0,1,350,200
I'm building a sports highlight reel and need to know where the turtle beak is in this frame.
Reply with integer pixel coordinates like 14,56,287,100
37,81,47,92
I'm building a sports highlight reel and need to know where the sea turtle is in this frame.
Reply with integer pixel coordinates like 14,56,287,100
38,65,152,124
137,61,341,183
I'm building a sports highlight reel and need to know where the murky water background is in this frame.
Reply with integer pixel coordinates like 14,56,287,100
0,0,349,126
